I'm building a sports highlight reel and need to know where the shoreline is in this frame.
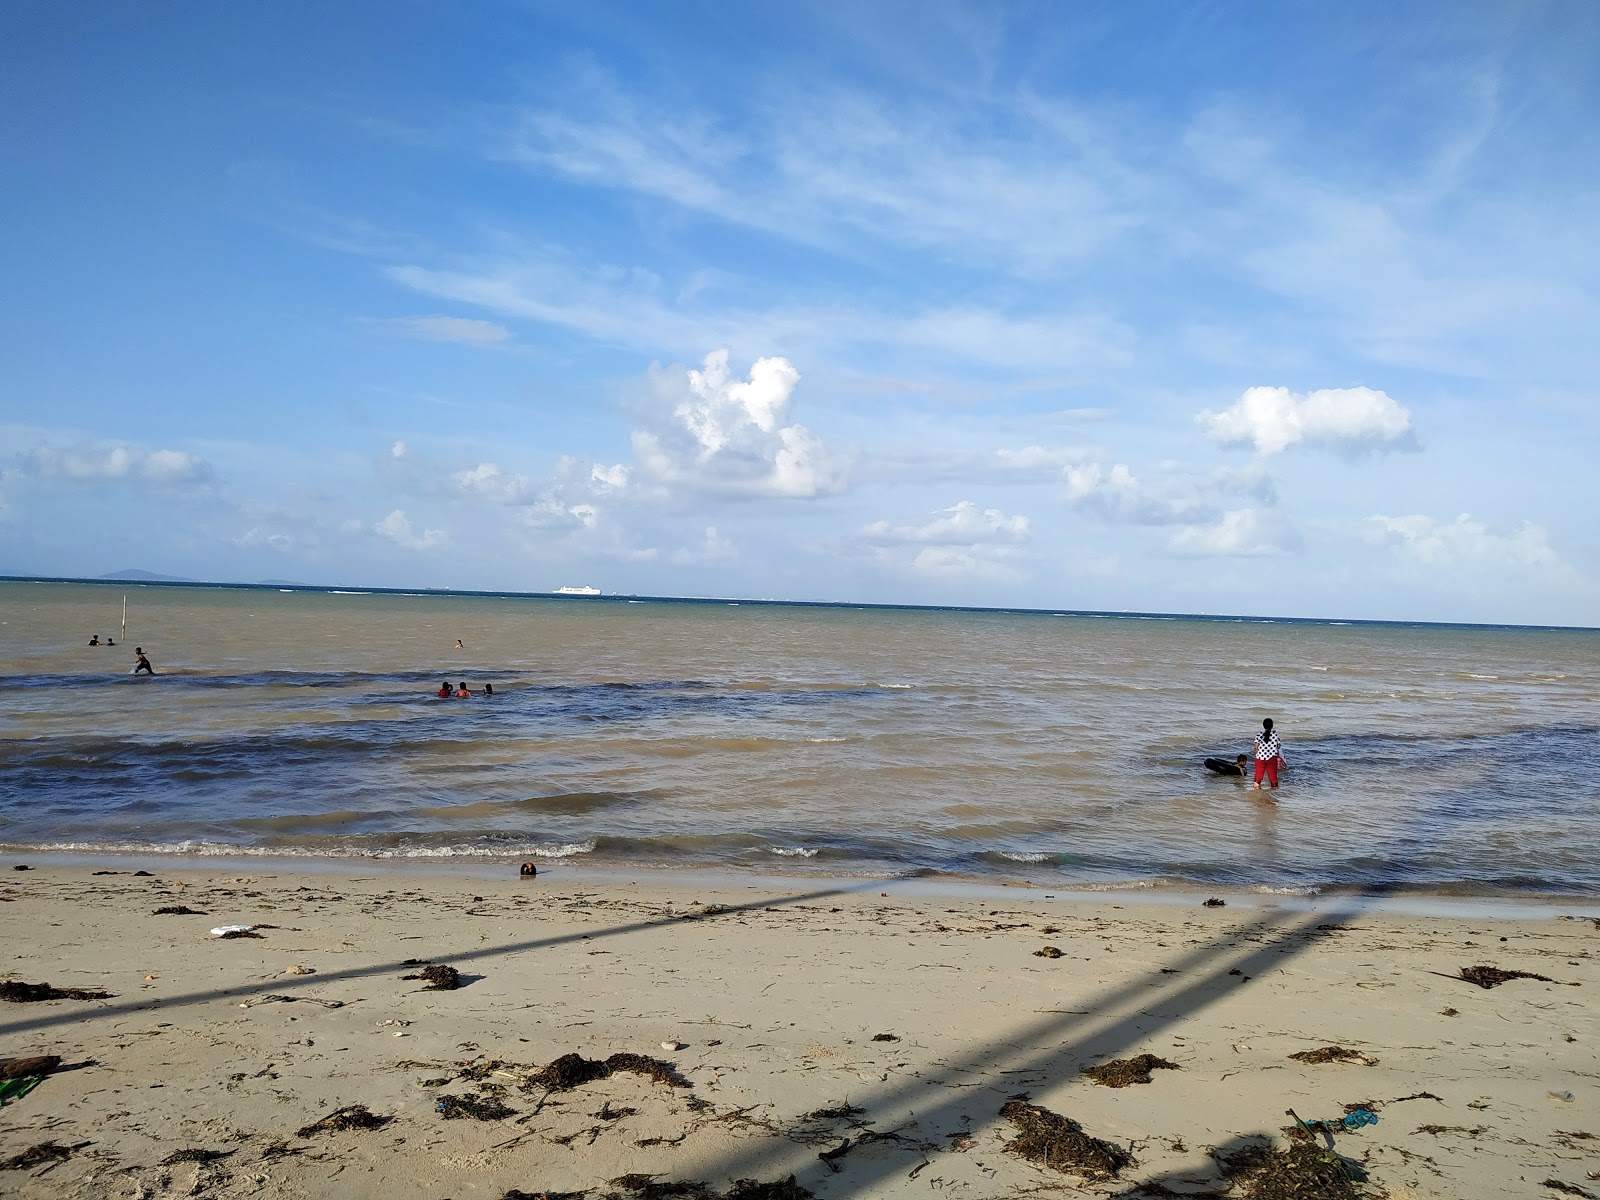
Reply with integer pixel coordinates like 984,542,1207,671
1,862,1595,1199
7,845,1600,924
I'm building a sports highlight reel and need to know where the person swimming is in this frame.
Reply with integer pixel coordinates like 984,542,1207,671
455,680,471,697
1204,754,1250,776
88,634,100,646
436,680,452,698
483,683,493,696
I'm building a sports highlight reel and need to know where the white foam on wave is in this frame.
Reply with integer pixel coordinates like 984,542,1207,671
996,851,1050,863
805,736,848,743
769,847,818,858
1252,884,1322,896
875,683,914,689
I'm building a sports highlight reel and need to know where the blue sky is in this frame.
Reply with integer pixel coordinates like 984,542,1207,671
3,1,1597,625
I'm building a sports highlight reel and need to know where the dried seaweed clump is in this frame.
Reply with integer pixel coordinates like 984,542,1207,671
294,1105,393,1138
1215,1140,1367,1200
401,963,462,990
1082,1054,1181,1087
152,905,208,915
159,1148,234,1166
504,1191,588,1200
1289,1046,1378,1066
590,1175,815,1200
801,1103,865,1121
437,1092,517,1120
1034,946,1064,958
0,980,114,1003
530,1052,690,1091
999,1100,1132,1181
0,1143,75,1171
1456,965,1557,989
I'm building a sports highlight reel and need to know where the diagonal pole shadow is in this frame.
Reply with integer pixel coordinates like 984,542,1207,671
0,881,879,1040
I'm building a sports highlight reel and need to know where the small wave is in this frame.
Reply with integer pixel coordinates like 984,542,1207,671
1463,673,1500,680
769,847,818,858
1251,884,1322,896
875,683,914,689
996,851,1050,863
805,736,848,743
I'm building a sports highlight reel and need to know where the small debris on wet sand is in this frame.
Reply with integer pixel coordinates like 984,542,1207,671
999,1100,1132,1181
1034,946,1064,958
152,905,207,915
1203,897,1226,907
1082,1054,1180,1087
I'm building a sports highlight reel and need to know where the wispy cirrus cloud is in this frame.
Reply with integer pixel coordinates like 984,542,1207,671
362,314,514,347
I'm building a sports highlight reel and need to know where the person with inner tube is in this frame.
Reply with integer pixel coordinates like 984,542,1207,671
1252,717,1286,790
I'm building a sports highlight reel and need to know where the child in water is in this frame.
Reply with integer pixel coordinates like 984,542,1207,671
436,680,452,698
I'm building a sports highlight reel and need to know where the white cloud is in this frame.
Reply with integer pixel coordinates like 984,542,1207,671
1168,508,1299,558
862,500,1029,547
632,350,850,499
670,525,737,564
364,315,513,347
24,443,214,487
1360,513,1559,570
855,500,1031,581
232,528,294,552
347,509,448,551
1198,386,1417,456
450,462,535,504
1063,462,1215,525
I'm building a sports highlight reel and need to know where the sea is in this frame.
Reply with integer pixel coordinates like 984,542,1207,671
2,579,1597,900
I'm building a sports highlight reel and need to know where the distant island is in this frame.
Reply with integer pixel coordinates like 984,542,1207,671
98,569,195,583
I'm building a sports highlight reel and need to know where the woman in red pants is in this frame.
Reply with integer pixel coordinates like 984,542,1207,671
1252,717,1286,790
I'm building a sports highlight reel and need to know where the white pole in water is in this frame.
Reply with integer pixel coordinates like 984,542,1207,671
121,594,127,643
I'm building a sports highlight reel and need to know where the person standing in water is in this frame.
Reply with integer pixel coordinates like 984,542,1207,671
133,647,154,675
1252,718,1285,790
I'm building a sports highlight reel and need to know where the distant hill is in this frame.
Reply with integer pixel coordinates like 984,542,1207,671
98,569,195,583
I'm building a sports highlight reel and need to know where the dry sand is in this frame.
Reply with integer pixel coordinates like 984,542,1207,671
1,862,1596,1199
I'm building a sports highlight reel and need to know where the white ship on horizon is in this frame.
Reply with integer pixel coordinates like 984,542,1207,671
552,584,602,596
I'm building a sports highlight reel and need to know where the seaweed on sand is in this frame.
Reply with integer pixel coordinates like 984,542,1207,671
437,1092,517,1120
1,1142,77,1170
1288,1046,1378,1066
401,963,462,990
158,1148,234,1166
295,1105,393,1137
1453,965,1560,989
999,1100,1132,1181
1215,1139,1371,1200
598,1176,815,1200
528,1052,690,1091
1082,1054,1180,1087
0,981,113,1002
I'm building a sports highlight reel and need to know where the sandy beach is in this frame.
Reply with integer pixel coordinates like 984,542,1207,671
1,862,1596,1199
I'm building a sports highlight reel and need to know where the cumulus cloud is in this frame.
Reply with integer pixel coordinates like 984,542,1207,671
1360,513,1558,569
23,443,215,487
364,315,513,347
632,350,849,499
1055,455,1284,531
855,500,1031,581
344,509,447,551
450,462,536,504
1198,386,1417,456
1168,508,1300,557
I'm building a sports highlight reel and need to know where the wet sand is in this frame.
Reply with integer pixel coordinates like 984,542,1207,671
1,862,1596,1199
